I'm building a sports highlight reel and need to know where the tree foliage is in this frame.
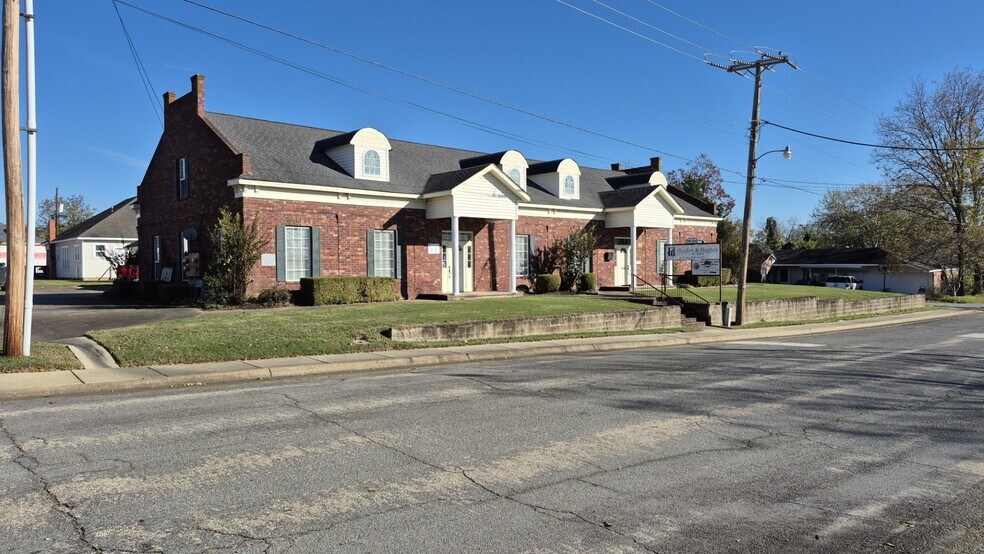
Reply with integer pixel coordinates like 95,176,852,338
37,194,94,241
874,68,984,294
666,153,735,217
204,208,268,305
558,226,598,290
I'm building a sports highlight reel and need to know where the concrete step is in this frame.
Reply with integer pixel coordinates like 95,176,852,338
680,316,706,328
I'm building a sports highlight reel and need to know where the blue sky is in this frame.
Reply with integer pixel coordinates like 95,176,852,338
8,0,984,228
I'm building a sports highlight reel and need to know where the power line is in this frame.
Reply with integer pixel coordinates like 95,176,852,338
764,120,984,151
551,0,705,62
644,0,755,51
164,0,743,171
586,0,719,56
112,1,163,127
770,70,873,124
798,67,880,117
762,85,870,133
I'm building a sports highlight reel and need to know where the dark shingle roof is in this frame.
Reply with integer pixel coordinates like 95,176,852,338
459,151,511,169
204,112,716,217
598,186,659,209
774,248,888,266
55,197,137,241
423,165,489,194
606,173,654,188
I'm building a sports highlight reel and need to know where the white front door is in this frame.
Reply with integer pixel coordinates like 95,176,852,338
442,231,474,293
614,237,631,287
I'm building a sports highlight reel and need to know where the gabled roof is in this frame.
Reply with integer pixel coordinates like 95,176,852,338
598,186,659,209
52,197,137,242
204,112,717,217
773,248,888,266
459,151,510,169
422,165,488,194
606,173,655,189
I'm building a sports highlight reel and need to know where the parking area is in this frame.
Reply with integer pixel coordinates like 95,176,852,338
0,283,201,342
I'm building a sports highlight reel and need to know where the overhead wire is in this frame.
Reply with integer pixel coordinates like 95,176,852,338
764,120,984,151
164,0,748,173
644,0,755,51
112,1,163,127
586,0,719,56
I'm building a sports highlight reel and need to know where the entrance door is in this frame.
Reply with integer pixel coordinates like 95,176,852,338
614,237,631,287
441,231,474,293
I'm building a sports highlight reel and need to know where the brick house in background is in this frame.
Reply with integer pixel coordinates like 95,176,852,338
136,75,720,298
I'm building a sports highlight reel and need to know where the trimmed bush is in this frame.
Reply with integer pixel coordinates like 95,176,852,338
139,280,160,303
158,283,197,305
299,277,399,306
535,274,561,293
678,268,732,287
576,272,597,292
256,286,293,306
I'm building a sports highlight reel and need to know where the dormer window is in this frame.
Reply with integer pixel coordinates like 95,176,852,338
508,168,521,185
363,150,381,176
563,175,576,197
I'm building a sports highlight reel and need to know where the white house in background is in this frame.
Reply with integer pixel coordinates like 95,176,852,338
768,247,943,293
50,197,137,280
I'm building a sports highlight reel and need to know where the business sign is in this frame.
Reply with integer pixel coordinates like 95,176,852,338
665,243,720,261
692,258,721,276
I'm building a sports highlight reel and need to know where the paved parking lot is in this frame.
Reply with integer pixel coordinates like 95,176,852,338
0,285,201,341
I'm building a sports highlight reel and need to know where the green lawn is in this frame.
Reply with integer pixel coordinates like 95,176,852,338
32,279,111,290
0,342,83,373
932,294,984,304
650,283,904,304
90,296,657,367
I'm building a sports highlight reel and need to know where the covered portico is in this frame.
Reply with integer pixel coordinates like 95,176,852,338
601,181,685,289
422,164,531,296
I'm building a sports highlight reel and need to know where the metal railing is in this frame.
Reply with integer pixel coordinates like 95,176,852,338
631,274,711,305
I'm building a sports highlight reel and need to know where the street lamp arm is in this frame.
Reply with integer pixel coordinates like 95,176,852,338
755,145,792,162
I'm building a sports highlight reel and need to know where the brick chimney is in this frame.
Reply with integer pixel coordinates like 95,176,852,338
48,219,56,241
650,156,662,172
611,162,622,171
191,74,205,114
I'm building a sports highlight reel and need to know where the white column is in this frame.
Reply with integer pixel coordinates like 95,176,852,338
508,219,517,293
630,225,638,289
451,216,460,296
666,223,674,285
23,0,37,355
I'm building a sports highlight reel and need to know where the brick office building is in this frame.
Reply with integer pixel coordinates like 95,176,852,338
136,75,720,298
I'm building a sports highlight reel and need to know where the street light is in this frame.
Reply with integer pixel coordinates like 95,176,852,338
735,145,792,325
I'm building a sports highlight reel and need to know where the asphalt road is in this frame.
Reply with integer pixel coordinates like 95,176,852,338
1,315,982,553
0,286,202,341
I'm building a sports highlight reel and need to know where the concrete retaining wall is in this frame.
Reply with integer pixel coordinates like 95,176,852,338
697,294,925,326
389,306,683,342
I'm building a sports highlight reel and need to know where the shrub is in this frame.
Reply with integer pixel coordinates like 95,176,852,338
678,268,732,287
256,286,293,306
299,277,398,305
139,280,160,302
204,207,268,305
576,272,597,292
159,283,197,305
535,274,561,293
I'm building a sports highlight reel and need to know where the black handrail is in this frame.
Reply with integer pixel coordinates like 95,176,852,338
633,273,711,305
630,274,686,307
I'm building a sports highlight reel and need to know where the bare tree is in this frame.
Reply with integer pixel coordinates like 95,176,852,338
875,69,984,294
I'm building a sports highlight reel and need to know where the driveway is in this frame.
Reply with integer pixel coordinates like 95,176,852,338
0,284,202,341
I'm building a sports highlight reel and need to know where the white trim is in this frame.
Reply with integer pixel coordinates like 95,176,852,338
49,236,137,244
673,218,718,227
230,179,425,209
421,165,531,202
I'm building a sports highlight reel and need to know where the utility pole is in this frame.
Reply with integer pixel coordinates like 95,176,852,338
23,0,36,355
2,0,24,356
707,51,795,325
53,186,59,231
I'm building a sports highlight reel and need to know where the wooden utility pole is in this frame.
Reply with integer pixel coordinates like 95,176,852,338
2,0,24,356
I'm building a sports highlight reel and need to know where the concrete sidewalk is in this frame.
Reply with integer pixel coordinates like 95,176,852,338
0,308,973,400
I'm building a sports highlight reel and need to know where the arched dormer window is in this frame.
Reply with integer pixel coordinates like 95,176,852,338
563,175,576,197
364,150,381,176
508,168,521,185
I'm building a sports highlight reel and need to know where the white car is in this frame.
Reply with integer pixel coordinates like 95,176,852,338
825,275,858,290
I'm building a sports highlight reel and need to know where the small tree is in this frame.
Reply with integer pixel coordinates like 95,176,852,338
559,227,598,291
526,239,561,284
204,208,268,305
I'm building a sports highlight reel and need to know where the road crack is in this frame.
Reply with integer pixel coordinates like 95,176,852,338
0,417,102,553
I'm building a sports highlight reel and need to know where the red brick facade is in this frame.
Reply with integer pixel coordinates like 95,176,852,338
137,76,718,299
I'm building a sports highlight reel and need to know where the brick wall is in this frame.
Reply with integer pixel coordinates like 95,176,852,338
136,75,247,282
702,294,926,326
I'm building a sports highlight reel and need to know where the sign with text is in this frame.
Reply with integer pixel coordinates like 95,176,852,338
692,258,721,276
665,243,720,261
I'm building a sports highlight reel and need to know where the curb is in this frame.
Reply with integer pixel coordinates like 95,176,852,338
0,308,973,401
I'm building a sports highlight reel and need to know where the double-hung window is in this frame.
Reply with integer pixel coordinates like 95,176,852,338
284,226,312,281
657,239,667,274
515,235,530,276
367,229,400,278
176,158,189,199
563,175,576,197
363,150,381,177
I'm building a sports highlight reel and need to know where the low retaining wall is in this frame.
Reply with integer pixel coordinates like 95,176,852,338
697,294,925,326
389,306,682,342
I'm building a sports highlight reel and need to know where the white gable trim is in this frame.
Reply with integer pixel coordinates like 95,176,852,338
421,165,531,202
